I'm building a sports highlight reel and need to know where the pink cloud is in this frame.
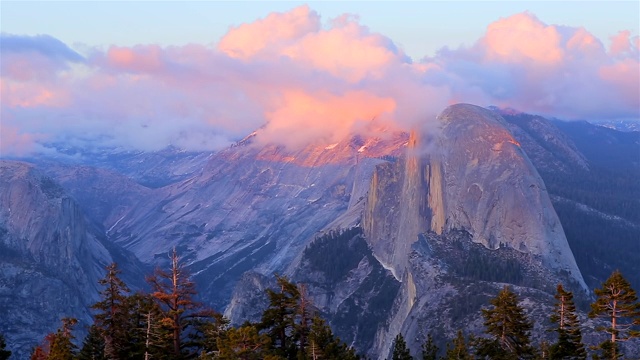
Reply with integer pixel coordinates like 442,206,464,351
1,8,638,157
218,5,320,59
0,112,48,156
259,90,396,149
482,12,563,64
599,59,640,109
102,45,165,73
281,19,400,82
609,30,632,56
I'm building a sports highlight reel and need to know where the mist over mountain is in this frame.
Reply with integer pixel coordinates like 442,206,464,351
1,103,638,357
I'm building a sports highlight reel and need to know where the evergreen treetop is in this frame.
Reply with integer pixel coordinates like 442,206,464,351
476,286,535,359
549,284,586,360
391,333,413,360
588,270,640,359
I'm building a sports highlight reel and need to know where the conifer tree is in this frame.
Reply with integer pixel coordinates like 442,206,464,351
47,317,78,360
76,325,105,360
295,284,313,358
193,311,229,357
147,248,213,359
391,333,413,360
0,333,11,360
30,345,48,360
92,263,131,359
421,333,438,360
260,275,300,358
305,315,358,360
548,284,586,359
476,286,535,359
215,325,271,360
588,270,640,359
445,331,472,360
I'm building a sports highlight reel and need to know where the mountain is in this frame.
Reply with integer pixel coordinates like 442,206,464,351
2,103,638,357
227,104,590,358
106,131,409,309
500,112,640,290
0,161,146,358
21,145,212,189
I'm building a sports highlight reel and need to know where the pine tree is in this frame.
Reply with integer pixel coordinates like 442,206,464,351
445,331,472,360
391,334,413,360
76,325,105,360
216,325,270,360
305,315,358,360
0,333,11,360
193,311,229,357
30,345,48,360
588,270,640,359
548,284,586,359
421,333,438,360
260,275,300,358
147,248,213,359
476,286,535,359
295,284,313,358
92,263,131,359
47,317,78,360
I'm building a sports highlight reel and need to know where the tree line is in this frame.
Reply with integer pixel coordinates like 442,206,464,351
1,253,638,360
20,249,358,360
390,271,640,360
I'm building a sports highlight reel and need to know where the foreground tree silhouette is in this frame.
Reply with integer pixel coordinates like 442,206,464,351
76,325,105,360
0,333,11,360
215,325,270,360
548,284,586,359
305,315,359,360
92,263,131,359
444,331,472,360
475,286,535,359
147,248,214,358
588,270,640,359
43,317,78,360
421,333,438,360
259,275,300,358
391,333,413,360
52,319,77,359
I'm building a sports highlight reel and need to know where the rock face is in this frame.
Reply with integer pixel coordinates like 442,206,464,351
435,104,585,284
351,104,588,358
225,104,589,358
107,132,409,308
0,161,144,358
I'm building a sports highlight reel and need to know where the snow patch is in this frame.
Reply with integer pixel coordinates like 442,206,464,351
325,143,338,150
107,215,126,234
372,253,401,282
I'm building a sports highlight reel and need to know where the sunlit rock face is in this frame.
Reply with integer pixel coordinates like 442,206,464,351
435,104,585,286
107,130,410,308
358,104,588,358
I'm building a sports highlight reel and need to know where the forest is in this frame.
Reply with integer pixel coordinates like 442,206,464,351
1,252,639,360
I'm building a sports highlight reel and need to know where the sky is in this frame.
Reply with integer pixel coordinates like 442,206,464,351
1,1,639,156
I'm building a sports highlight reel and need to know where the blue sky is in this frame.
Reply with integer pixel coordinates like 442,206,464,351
2,1,639,60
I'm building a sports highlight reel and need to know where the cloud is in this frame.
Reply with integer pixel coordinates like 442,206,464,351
0,34,85,82
0,8,638,157
483,12,564,64
424,12,639,120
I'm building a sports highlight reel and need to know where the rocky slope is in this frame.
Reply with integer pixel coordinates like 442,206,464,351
227,104,590,358
0,161,145,358
106,132,409,308
3,102,637,357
